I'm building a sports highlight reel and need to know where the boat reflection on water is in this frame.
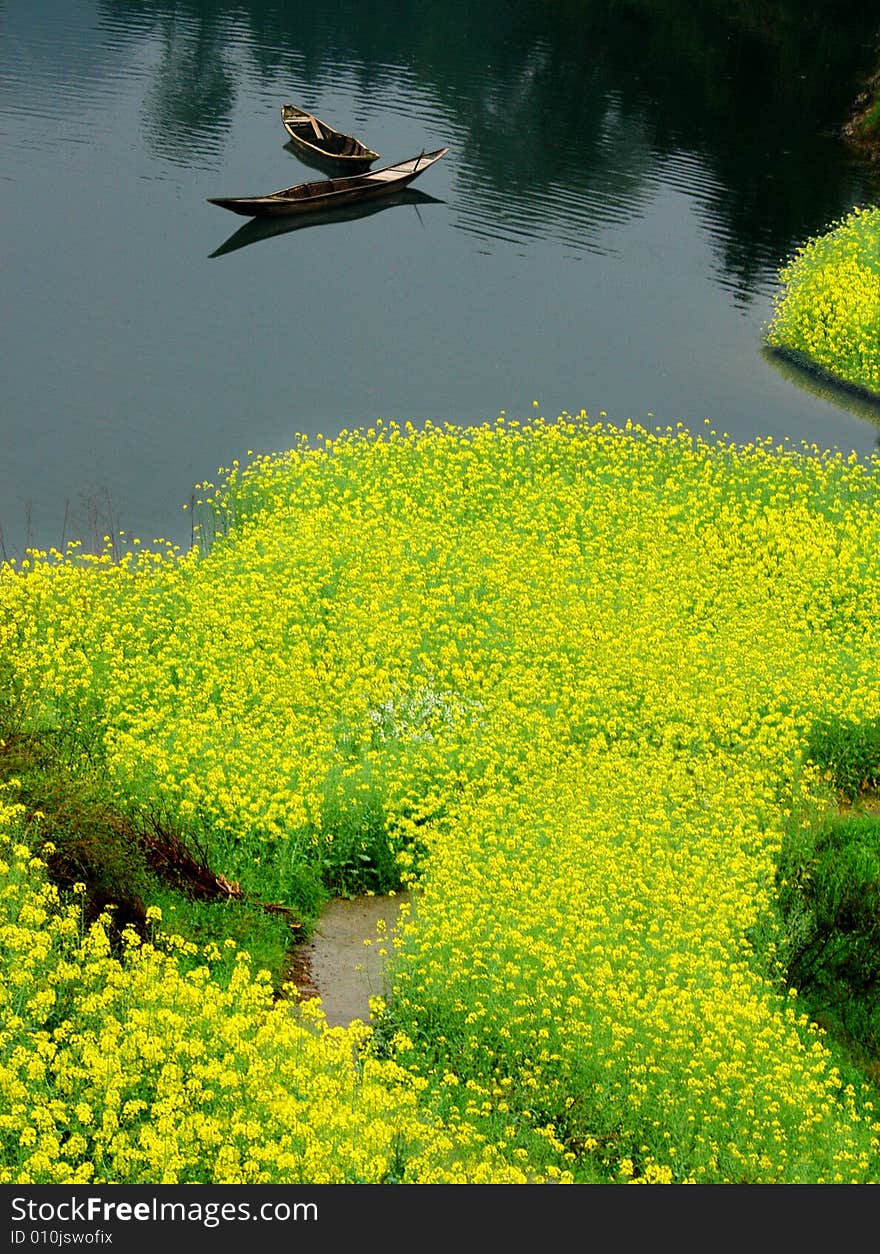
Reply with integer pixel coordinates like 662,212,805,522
209,188,445,258
761,347,880,434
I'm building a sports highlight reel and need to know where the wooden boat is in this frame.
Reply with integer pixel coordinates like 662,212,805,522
281,104,379,166
209,189,445,258
208,147,448,218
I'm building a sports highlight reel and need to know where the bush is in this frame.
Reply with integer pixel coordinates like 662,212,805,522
777,813,880,1058
805,714,880,800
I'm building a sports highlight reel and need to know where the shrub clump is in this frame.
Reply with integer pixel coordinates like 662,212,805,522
777,813,880,1065
805,714,880,801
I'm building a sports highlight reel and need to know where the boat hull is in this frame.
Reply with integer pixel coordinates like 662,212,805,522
209,190,445,258
208,148,447,218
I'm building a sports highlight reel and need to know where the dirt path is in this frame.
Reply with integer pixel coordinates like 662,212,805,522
286,891,410,1027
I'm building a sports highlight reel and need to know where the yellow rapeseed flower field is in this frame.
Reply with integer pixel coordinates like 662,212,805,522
2,413,880,1182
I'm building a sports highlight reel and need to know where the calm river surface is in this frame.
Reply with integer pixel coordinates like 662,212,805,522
3,0,879,557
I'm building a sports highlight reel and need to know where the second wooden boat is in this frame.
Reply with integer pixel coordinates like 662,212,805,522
281,104,379,166
208,147,448,218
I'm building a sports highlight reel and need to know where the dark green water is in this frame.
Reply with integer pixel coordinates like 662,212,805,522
2,0,879,556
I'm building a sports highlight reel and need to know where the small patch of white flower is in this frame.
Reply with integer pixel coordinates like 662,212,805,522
368,686,483,744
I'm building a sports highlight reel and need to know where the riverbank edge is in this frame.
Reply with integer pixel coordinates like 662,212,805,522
765,344,880,409
843,63,880,163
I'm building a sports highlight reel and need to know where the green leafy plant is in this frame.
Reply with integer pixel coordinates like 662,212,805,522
777,813,880,1061
318,760,400,896
805,714,880,800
